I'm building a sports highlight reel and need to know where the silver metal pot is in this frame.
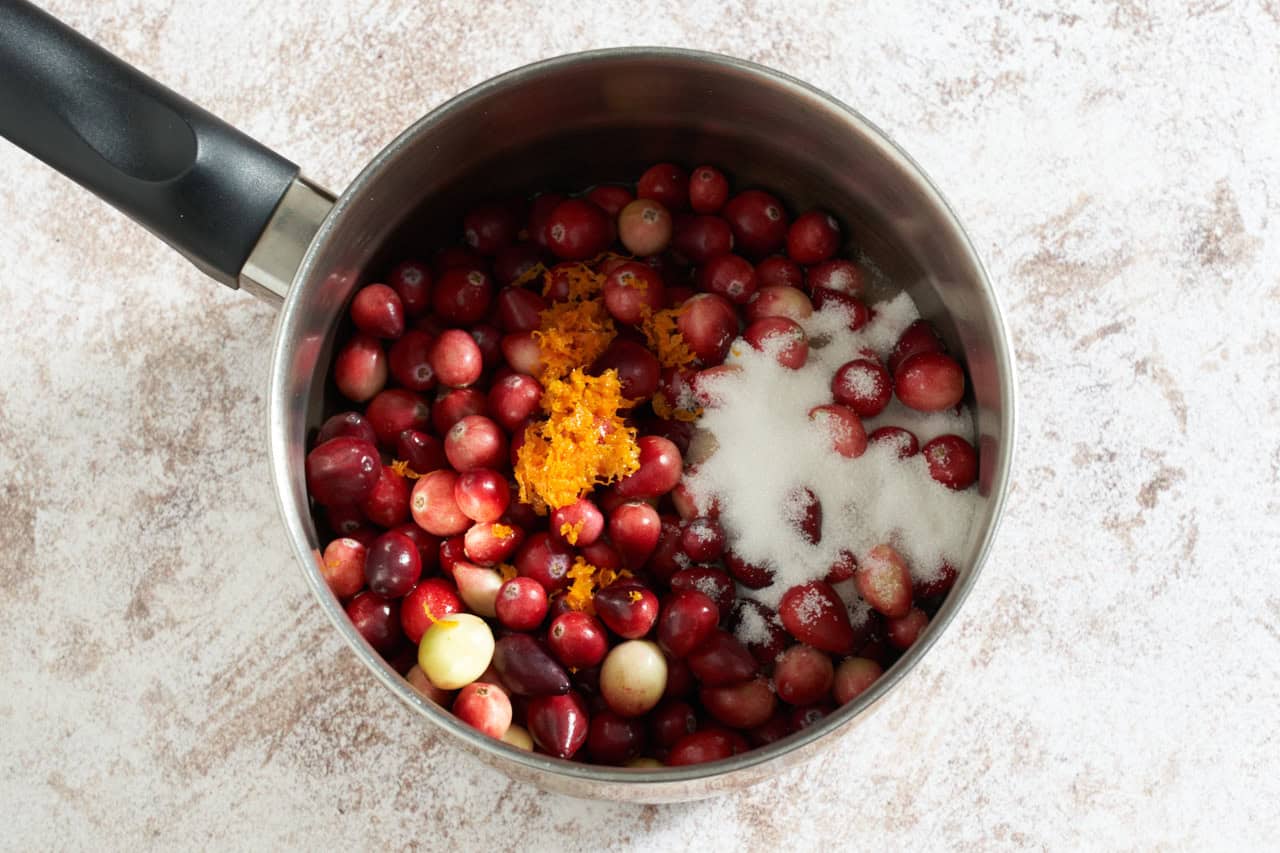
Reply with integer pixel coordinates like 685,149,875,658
1,3,1014,803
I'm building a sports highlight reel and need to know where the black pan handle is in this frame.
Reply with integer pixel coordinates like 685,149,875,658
0,0,300,286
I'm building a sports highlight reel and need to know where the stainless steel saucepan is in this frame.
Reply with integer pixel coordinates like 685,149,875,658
0,0,1015,802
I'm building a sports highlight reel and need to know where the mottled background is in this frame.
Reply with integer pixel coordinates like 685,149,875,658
1,0,1277,849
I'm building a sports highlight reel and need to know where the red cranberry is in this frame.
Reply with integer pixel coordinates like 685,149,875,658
492,245,545,287
500,331,543,376
586,184,634,217
410,470,470,537
669,566,735,616
362,465,410,527
590,339,660,402
723,551,774,589
777,581,856,654
701,676,776,729
922,434,978,490
334,334,387,403
687,630,757,686
547,199,613,261
615,435,682,500
676,293,738,364
431,387,489,435
672,215,734,264
444,415,508,472
350,283,406,339
463,521,524,566
320,537,366,598
808,403,867,459
437,534,468,577
667,728,740,765
831,358,892,418
346,592,404,655
868,426,920,458
432,245,486,274
427,329,483,389
806,259,864,297
392,523,440,573
495,286,547,332
688,165,728,213
811,287,870,330
697,253,757,304
608,502,662,568
432,267,493,326
487,373,542,433
526,692,589,759
657,589,719,658
744,316,809,369
515,531,575,592
468,324,502,369
454,682,513,738
915,562,958,599
784,486,822,545
364,530,422,598
789,703,833,731
786,210,840,264
462,203,518,255
646,416,694,456
618,198,673,256
527,193,566,249
833,657,883,705
594,582,660,639
854,544,913,619
395,430,447,474
549,498,604,547
663,657,695,699
325,503,367,538
587,710,645,764
453,469,510,522
886,607,929,650
637,163,689,211
306,437,381,508
400,579,460,646
366,389,431,447
388,261,432,317
733,599,788,666
494,576,549,632
387,330,438,391
649,699,698,748
602,262,665,325
679,517,724,562
894,351,965,412
747,712,794,746
723,190,788,257
745,285,812,323
773,644,834,706
889,319,945,373
755,256,804,290
316,411,378,447
644,515,687,583
548,611,609,668
825,549,858,584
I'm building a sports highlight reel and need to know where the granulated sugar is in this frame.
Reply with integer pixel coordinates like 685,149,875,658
685,293,982,611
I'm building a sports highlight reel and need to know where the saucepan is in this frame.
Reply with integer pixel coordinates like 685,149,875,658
0,0,1015,802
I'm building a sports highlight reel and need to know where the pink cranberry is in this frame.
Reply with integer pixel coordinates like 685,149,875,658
594,582,660,639
364,530,422,598
697,253,757,304
808,403,867,459
454,682,513,738
722,190,788,257
410,470,470,537
463,203,518,255
786,211,840,264
778,581,856,654
745,285,812,323
680,517,724,562
590,339,660,402
806,259,864,297
494,286,547,332
669,566,735,616
618,198,673,256
922,434,978,490
492,244,545,287
688,165,729,213
388,261,432,317
868,426,920,458
889,319,945,373
615,435,682,500
672,215,734,264
500,331,543,377
586,184,634,217
395,430,447,474
365,389,431,446
548,611,609,668
744,317,809,369
686,630,757,686
463,520,524,566
547,199,613,261
676,293,739,364
317,411,378,447
773,644,835,706
833,657,883,705
320,537,366,598
811,287,870,331
549,498,604,547
886,607,929,650
755,256,804,290
527,193,565,249
334,334,387,403
362,465,410,527
657,588,719,658
526,693,589,759
387,330,438,391
453,469,510,522
431,388,489,435
488,373,543,432
608,501,662,568
306,437,381,508
602,262,665,324
494,576,549,631
854,544,913,619
637,163,689,211
701,676,776,730
427,329,483,389
515,531,575,592
350,283,405,339
444,415,508,472
831,358,892,418
345,592,403,655
894,351,965,412
432,267,493,326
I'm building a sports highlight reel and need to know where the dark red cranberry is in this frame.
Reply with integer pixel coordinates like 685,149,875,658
663,657,695,699
686,630,757,686
494,576,547,631
306,437,381,508
697,253,757,304
672,215,734,264
548,611,609,668
492,633,571,697
657,589,719,658
602,262,665,325
492,244,545,286
547,199,613,261
388,329,438,391
362,465,410,527
701,676,777,729
399,577,462,644
432,267,493,326
365,389,431,447
463,202,519,255
431,388,489,435
614,435,682,500
894,351,966,412
669,567,735,616
608,502,662,568
526,692,589,758
590,339,660,402
527,193,566,249
806,259,864,297
723,190,788,257
688,165,729,213
724,551,774,589
593,582,660,639
747,712,794,746
395,430,447,474
922,434,978,490
345,592,403,654
789,703,834,731
831,358,893,418
324,504,366,538
586,184,635,217
732,599,788,667
778,581,856,654
679,517,724,562
468,324,502,369
432,245,486,274
488,373,543,433
587,710,646,764
786,210,840,264
495,286,547,332
676,293,738,364
667,728,738,765
392,523,441,574
754,256,804,290
316,411,378,447
637,163,689,211
364,530,422,598
643,515,687,583
515,532,575,592
388,261,432,318
649,699,698,748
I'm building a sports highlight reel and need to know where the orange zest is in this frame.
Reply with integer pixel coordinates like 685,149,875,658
558,519,586,545
541,263,606,303
532,297,616,384
642,307,696,369
389,459,423,479
497,563,517,583
490,524,516,540
563,558,633,615
651,391,703,423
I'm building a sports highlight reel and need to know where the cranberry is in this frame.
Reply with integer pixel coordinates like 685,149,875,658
493,576,547,631
825,549,858,584
755,256,804,290
724,551,774,589
602,262,665,324
680,517,724,562
463,520,524,565
697,253,757,304
515,531,575,592
492,633,571,697
444,415,508,472
644,515,687,583
306,437,381,508
431,266,493,325
831,358,892,418
410,470,470,537
494,286,546,333
388,261,432,317
784,486,822,545
425,329,481,389
747,712,794,746
687,630,757,686
586,184,634,217
594,582,660,639
432,387,490,435
617,198,673,256
657,588,719,658
637,163,689,211
915,562,958,599
647,416,694,456
316,411,378,447
649,699,697,748
366,389,431,446
527,192,566,249
432,245,486,274
667,728,738,765
392,523,440,572
615,435,682,500
462,203,518,255
549,497,604,547
670,477,717,521
548,611,609,668
454,682,513,738
745,285,812,323
590,339,660,402
395,430,447,474
663,657,695,699
671,215,734,264
688,165,729,213
500,331,544,377
778,581,856,654
807,403,867,459
363,531,422,598
399,578,461,644
600,640,667,716
468,324,502,369
889,319,945,373
493,245,545,287
786,211,840,264
806,259,864,297
833,657,883,705
587,710,645,764
744,317,809,369
488,373,543,432
362,465,410,527
325,503,367,538
723,190,788,257
346,591,403,655
855,544,913,618
887,607,929,650
676,293,738,364
452,469,510,523
526,692,589,759
547,199,613,261
868,426,920,458
789,703,833,731
701,676,776,730
387,330,438,391
894,351,965,412
320,537,366,598
733,599,788,666
773,644,835,706
350,283,405,339
811,288,870,331
669,566,735,616
437,534,468,578
923,434,978,490
334,334,387,403
608,501,662,568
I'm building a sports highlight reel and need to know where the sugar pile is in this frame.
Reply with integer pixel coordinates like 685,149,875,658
683,292,982,614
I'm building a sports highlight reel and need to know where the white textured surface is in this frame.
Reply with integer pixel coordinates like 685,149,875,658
2,1,1278,849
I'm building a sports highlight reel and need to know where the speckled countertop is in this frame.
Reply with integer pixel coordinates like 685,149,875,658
2,1,1277,849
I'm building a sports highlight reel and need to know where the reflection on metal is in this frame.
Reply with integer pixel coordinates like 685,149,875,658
239,177,334,303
